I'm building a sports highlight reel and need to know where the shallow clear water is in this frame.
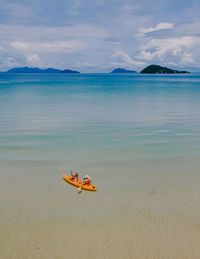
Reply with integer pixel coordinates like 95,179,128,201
1,73,200,258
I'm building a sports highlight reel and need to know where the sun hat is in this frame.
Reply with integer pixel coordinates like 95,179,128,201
84,175,91,181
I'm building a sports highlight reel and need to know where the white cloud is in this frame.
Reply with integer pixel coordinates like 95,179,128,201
0,57,20,70
0,0,199,72
136,36,200,64
0,23,111,71
147,36,200,55
180,53,194,64
136,50,154,61
113,50,146,67
0,24,108,58
140,22,174,35
26,54,43,67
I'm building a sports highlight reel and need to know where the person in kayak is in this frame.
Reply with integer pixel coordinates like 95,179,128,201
70,170,79,182
81,175,91,185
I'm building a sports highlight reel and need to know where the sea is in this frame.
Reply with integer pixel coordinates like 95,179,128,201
1,73,200,258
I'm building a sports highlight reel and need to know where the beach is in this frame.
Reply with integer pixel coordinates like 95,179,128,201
1,73,200,258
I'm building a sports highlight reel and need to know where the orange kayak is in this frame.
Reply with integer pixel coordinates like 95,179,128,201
62,174,97,191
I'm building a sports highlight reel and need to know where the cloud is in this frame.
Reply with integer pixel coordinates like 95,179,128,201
0,57,20,70
139,22,174,36
0,0,39,24
136,36,200,64
0,1,200,71
0,24,107,41
112,50,146,68
11,40,87,54
26,54,43,67
136,50,154,61
180,53,194,64
122,3,141,14
0,24,109,70
147,36,200,55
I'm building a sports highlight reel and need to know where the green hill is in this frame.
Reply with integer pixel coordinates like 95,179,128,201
140,65,189,74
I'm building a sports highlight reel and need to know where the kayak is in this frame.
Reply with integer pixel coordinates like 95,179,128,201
62,174,97,191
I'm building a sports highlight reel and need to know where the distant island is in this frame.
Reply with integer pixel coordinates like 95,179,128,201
140,65,189,74
6,67,62,73
5,67,80,74
61,69,80,74
1,65,191,74
111,68,137,74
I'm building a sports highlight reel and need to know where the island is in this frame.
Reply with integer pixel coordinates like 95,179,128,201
6,67,62,73
111,68,137,74
60,69,80,74
5,67,80,73
140,65,189,74
2,65,190,74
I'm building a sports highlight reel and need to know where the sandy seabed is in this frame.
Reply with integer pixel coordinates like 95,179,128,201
1,157,200,259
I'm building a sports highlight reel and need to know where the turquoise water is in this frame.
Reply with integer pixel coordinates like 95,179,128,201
1,73,200,161
1,73,200,258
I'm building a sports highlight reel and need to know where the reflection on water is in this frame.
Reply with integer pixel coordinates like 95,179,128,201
1,74,200,258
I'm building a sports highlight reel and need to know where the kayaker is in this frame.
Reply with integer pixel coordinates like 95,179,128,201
70,170,79,182
81,175,91,185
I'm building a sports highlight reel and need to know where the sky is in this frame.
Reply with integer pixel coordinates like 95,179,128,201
0,0,200,72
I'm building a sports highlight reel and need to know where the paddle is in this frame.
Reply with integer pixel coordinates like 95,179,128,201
77,182,82,193
77,180,83,193
77,185,82,193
